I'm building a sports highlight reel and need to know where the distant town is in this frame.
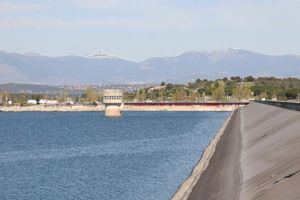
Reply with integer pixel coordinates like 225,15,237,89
0,76,299,106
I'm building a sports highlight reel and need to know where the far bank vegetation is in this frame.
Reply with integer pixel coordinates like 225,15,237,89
1,77,299,106
125,76,300,102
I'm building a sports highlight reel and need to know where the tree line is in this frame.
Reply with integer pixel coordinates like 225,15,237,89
1,76,299,105
124,76,300,102
0,87,103,106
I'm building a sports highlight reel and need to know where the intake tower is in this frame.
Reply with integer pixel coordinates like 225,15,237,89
103,90,123,117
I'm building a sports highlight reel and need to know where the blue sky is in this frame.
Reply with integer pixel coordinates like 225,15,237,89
0,0,299,61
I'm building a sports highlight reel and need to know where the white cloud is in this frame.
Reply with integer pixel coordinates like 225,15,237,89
0,16,140,29
0,0,197,30
71,0,163,10
203,1,300,31
0,15,194,30
0,17,66,29
72,0,125,9
73,17,137,28
2,0,299,32
0,1,46,13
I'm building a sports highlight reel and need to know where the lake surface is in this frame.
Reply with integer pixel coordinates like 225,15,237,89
0,111,229,200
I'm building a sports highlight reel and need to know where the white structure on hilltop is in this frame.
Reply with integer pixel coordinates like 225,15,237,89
103,90,123,117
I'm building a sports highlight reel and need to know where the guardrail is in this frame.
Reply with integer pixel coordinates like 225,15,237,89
255,100,300,111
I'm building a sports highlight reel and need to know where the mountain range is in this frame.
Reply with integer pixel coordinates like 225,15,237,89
0,49,299,84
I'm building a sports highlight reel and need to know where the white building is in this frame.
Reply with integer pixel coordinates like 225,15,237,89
27,99,37,104
38,99,58,105
39,99,47,104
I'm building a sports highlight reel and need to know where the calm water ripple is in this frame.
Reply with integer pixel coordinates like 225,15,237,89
0,111,229,200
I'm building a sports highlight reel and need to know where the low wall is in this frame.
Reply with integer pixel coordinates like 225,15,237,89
255,100,300,111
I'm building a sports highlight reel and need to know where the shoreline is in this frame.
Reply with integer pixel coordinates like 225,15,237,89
172,109,237,200
0,105,242,112
0,105,105,112
123,105,238,111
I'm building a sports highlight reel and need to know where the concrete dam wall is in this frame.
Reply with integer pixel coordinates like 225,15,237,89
186,102,300,200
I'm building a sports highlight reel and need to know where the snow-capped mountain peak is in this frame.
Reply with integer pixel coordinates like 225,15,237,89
85,51,119,59
209,48,240,55
179,48,248,61
207,48,244,61
180,50,208,57
23,52,45,57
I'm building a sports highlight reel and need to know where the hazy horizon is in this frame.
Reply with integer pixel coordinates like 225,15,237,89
1,48,300,63
1,0,300,61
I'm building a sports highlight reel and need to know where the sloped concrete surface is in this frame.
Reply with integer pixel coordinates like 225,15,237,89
240,103,300,199
188,102,300,200
188,109,242,200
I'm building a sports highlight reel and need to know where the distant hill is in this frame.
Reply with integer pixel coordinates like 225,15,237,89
0,83,60,94
0,49,299,84
0,83,155,94
140,49,300,82
0,51,139,84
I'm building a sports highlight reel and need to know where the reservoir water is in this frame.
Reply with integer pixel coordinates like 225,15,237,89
0,111,229,200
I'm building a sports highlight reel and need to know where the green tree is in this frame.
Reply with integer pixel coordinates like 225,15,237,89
233,83,251,101
212,81,225,101
244,76,255,82
189,91,198,101
172,88,186,101
231,76,242,82
285,88,298,99
83,87,99,103
222,77,228,82
136,89,146,102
